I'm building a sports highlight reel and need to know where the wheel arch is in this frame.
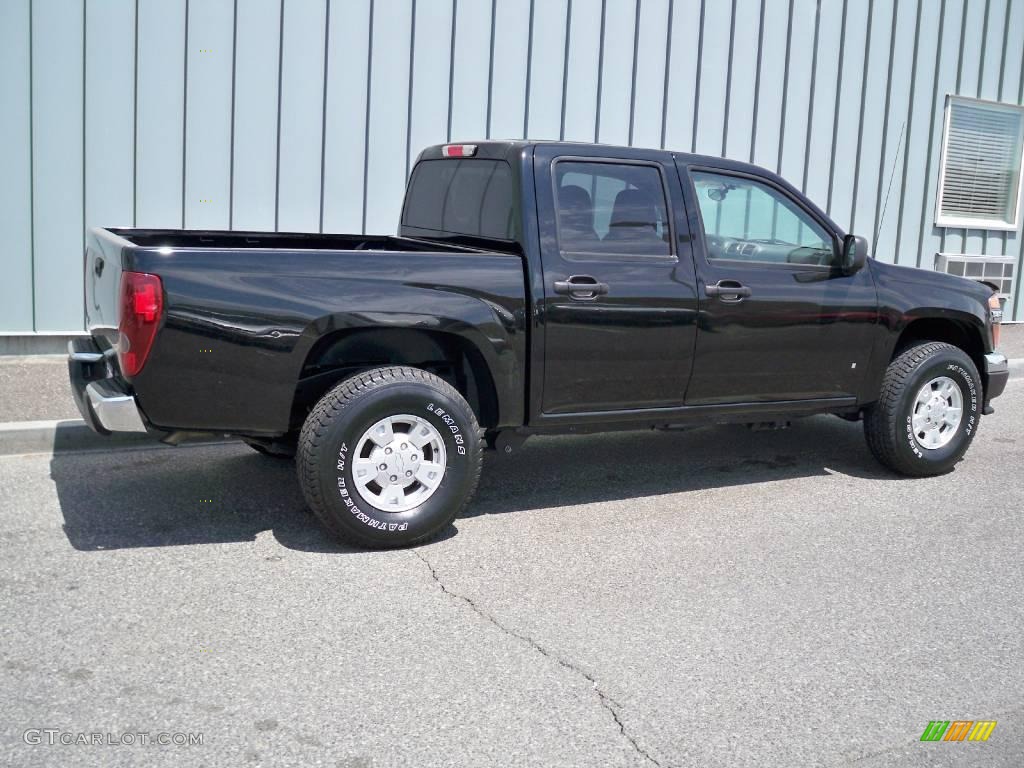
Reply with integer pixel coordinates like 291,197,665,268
291,328,501,431
891,315,986,386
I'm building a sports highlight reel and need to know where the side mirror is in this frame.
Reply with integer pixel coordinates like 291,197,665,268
842,234,870,274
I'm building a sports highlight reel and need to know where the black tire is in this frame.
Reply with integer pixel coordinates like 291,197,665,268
863,342,982,476
297,366,483,549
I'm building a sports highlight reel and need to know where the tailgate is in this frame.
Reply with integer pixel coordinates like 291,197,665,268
84,227,127,351
71,228,152,434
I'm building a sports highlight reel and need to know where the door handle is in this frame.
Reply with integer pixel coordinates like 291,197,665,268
705,280,751,301
553,275,609,301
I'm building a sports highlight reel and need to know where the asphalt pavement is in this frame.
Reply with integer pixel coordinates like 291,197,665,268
0,355,80,422
997,322,1024,359
1,377,1022,767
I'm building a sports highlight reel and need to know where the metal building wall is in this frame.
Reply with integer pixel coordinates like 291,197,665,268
1,0,1022,333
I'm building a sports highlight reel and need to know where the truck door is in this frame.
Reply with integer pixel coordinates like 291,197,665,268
533,145,699,415
678,163,879,405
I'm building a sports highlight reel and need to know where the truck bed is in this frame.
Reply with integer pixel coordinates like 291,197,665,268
82,226,528,436
107,227,514,254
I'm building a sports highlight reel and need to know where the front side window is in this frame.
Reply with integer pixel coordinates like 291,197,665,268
554,161,671,257
691,171,834,267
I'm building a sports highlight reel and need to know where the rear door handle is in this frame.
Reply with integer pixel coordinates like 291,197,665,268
553,275,609,301
705,280,751,301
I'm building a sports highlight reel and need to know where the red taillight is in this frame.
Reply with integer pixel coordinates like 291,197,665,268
118,271,163,377
441,143,478,158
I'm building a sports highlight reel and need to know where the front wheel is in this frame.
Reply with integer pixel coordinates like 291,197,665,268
863,342,982,476
297,366,483,548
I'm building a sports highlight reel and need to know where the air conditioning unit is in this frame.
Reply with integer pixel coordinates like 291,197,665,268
934,253,1015,303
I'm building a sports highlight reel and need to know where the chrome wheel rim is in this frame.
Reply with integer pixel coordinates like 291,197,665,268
911,376,963,450
351,414,447,512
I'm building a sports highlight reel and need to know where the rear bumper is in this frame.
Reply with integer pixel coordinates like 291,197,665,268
68,338,148,433
983,351,1009,413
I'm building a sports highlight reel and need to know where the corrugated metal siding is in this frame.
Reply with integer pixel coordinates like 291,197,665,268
1,0,1022,331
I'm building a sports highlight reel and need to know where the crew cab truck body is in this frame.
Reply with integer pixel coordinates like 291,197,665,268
71,141,1009,548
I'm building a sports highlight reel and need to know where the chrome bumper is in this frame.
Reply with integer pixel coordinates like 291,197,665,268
984,351,1008,376
68,338,149,434
982,351,1009,413
85,379,148,433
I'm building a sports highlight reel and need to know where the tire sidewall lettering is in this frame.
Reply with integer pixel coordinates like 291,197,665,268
427,402,468,456
945,363,978,437
904,415,924,458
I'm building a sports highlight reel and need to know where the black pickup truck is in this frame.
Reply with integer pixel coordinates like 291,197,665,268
71,141,1008,548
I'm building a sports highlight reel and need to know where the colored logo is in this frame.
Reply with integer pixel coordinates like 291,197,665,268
920,720,997,742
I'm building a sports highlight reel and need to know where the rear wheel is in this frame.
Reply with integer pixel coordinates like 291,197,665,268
863,342,982,476
297,366,483,548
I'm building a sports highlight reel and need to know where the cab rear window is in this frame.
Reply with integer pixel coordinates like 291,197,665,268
402,159,516,240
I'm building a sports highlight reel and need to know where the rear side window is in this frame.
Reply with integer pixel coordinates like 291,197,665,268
403,159,516,240
554,161,672,257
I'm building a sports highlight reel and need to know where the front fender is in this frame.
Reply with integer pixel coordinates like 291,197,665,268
858,260,992,403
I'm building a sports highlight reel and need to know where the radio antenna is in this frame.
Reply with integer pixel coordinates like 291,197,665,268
875,121,906,251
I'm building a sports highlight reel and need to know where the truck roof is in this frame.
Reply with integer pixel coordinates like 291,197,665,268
412,139,845,244
416,140,779,185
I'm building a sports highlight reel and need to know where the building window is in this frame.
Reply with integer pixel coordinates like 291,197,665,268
935,96,1024,231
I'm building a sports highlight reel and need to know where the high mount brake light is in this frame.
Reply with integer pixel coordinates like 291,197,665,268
118,271,163,377
441,144,478,158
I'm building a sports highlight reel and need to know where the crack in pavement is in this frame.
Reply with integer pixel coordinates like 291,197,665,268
413,550,663,768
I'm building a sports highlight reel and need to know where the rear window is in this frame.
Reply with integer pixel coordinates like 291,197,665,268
402,159,516,240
